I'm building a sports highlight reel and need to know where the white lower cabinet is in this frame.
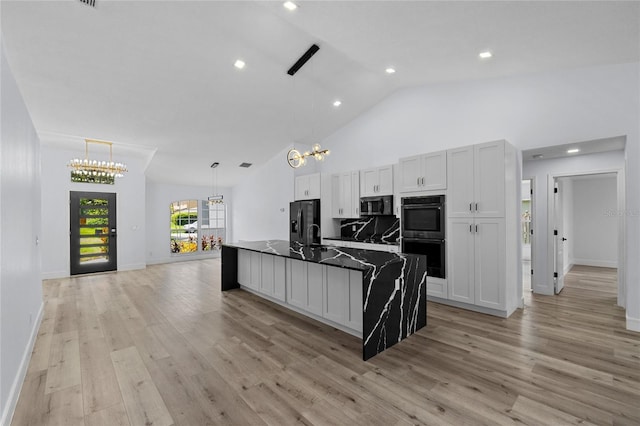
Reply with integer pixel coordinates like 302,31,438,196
447,218,505,310
287,260,323,316
238,250,261,291
286,259,363,333
238,251,285,301
240,252,363,334
259,254,286,302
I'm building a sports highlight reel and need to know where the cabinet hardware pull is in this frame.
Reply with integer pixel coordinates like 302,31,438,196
469,203,472,212
476,225,478,233
475,202,478,212
417,177,420,186
470,224,472,233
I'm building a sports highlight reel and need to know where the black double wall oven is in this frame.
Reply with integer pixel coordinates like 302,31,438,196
401,195,446,279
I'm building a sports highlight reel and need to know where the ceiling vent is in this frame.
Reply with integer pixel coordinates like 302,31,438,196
79,0,96,7
239,162,252,168
287,44,320,76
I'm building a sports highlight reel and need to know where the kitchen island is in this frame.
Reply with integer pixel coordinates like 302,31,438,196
222,240,426,360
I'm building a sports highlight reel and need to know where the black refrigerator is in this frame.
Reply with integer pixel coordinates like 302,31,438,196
290,199,321,245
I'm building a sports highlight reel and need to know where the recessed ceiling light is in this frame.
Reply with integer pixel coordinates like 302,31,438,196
385,67,396,74
283,1,297,11
234,59,245,69
567,148,580,154
333,100,342,107
479,51,493,59
532,154,544,160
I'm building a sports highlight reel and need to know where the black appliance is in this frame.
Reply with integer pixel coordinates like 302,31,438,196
401,195,446,279
402,238,445,279
290,199,321,245
360,195,393,216
401,195,445,240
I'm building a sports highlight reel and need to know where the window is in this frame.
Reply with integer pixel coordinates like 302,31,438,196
169,199,226,254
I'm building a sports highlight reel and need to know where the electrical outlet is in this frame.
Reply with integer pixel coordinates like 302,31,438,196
352,224,356,231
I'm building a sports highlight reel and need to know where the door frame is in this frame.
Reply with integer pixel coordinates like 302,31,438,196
70,191,118,275
546,168,625,306
522,177,535,295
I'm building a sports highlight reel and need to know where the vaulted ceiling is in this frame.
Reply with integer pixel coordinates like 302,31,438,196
2,1,638,187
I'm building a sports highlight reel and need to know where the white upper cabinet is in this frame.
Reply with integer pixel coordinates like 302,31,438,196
295,173,321,200
331,171,360,218
360,165,393,196
398,151,447,193
447,140,505,218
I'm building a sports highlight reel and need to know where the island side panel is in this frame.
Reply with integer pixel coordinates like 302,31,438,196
362,254,427,360
221,245,239,291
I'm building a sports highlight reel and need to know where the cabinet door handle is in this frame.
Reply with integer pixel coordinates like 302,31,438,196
469,203,472,212
421,177,425,185
475,202,478,212
476,224,479,233
417,177,420,186
469,224,473,233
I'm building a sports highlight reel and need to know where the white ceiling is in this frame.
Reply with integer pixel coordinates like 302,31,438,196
2,1,638,187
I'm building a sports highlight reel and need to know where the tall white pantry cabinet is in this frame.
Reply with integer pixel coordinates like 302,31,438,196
445,140,519,316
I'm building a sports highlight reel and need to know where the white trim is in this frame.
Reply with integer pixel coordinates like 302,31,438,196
41,270,68,280
563,262,574,276
427,296,512,318
1,301,44,426
118,263,146,272
627,316,640,333
572,259,617,268
547,168,625,308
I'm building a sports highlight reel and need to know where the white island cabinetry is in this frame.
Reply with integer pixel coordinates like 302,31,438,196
237,249,363,335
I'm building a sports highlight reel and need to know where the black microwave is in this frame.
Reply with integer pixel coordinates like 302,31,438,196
360,195,393,216
401,195,445,240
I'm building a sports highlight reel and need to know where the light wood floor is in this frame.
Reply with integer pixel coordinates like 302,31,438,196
11,262,639,425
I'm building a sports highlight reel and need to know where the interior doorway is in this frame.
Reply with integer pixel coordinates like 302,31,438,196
521,179,533,292
549,172,623,301
70,191,117,275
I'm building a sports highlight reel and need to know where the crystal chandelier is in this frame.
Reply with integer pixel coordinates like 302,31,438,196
287,143,330,168
67,139,128,178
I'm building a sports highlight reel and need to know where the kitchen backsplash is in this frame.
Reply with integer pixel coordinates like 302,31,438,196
340,216,399,243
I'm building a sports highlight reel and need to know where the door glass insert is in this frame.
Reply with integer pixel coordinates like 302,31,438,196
70,192,117,274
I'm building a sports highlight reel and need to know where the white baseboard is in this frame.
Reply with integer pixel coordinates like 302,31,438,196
563,262,574,275
1,301,44,426
41,270,67,280
426,296,509,318
146,253,221,266
118,263,146,272
572,258,618,268
627,316,640,333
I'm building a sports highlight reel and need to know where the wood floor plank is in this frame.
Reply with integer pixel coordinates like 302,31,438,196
84,403,131,426
79,336,122,414
11,261,640,426
44,330,81,394
110,346,174,426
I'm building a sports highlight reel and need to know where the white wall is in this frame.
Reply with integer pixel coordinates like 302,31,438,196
0,42,43,425
571,175,618,268
145,181,231,265
231,146,294,242
40,145,147,278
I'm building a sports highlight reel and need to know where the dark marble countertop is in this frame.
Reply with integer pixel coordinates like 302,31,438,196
224,240,418,272
323,236,400,246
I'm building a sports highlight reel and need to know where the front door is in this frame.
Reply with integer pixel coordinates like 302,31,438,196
70,191,117,275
